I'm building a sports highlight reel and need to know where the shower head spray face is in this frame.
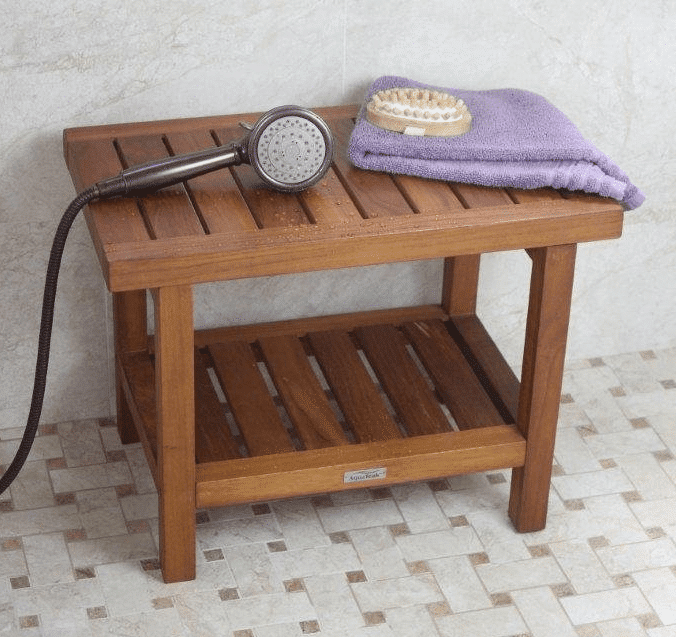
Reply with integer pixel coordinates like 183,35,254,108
247,106,334,192
95,105,334,199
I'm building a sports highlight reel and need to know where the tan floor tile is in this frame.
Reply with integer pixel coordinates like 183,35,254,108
9,461,55,510
23,532,74,586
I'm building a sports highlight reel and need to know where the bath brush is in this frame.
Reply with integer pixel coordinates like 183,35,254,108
366,87,472,137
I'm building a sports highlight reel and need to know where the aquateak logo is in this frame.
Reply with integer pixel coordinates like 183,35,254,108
343,467,387,484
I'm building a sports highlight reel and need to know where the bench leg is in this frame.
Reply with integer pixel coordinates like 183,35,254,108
153,285,196,582
509,244,576,532
441,255,481,316
113,291,147,444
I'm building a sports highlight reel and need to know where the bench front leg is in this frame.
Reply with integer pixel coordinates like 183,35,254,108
152,284,196,582
509,244,576,532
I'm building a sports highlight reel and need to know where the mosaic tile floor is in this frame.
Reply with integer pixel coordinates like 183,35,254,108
1,347,676,637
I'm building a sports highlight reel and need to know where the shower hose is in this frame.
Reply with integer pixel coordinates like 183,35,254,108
0,186,99,495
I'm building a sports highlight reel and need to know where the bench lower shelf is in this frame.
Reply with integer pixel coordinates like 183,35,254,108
119,304,527,509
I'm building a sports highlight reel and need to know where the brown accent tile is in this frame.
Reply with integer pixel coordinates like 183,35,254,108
638,612,662,629
660,379,676,390
577,424,598,438
105,449,127,463
621,490,643,503
449,515,469,528
654,449,675,462
267,540,287,553
140,558,161,571
55,492,76,506
218,588,240,601
363,611,386,626
127,520,151,534
1,538,22,551
114,484,137,498
428,479,449,492
588,357,605,367
233,630,255,637
469,552,490,566
152,597,174,610
599,458,617,469
251,503,271,515
639,350,657,360
528,544,552,558
46,457,67,470
10,576,30,590
39,423,58,435
647,527,666,539
203,548,224,562
284,578,306,593
564,499,586,511
588,536,610,550
560,393,575,404
552,583,576,597
612,574,635,588
0,501,14,513
609,386,626,398
195,510,210,525
74,567,96,580
576,624,602,637
346,570,367,583
310,495,333,508
300,619,320,633
631,417,651,429
486,473,507,485
428,601,452,617
370,487,392,500
551,464,566,477
490,593,513,606
329,531,351,544
87,606,108,620
98,417,117,428
407,560,430,575
19,615,40,629
64,528,87,542
388,523,410,537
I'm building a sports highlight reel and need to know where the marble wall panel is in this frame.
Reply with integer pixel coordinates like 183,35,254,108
1,0,673,426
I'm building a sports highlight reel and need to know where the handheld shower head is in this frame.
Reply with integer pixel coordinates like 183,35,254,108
95,105,334,199
246,105,333,192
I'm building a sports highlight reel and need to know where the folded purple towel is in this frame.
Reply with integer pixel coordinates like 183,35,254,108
348,76,644,210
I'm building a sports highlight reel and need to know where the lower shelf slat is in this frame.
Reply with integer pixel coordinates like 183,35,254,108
354,323,451,436
308,329,403,443
402,319,507,429
448,315,521,422
258,334,349,449
194,348,240,462
209,340,295,456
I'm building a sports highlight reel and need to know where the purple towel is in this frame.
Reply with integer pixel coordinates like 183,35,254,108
348,76,644,210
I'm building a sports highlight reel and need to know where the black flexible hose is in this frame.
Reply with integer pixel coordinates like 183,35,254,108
0,185,99,495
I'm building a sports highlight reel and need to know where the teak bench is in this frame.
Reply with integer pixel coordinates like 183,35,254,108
63,104,624,582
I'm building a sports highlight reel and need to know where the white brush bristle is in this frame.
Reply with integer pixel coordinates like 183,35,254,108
366,86,472,137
